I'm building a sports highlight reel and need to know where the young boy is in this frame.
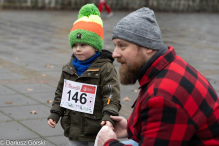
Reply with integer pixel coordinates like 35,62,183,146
48,4,121,146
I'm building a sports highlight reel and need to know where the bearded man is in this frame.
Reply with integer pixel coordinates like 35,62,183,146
96,7,219,146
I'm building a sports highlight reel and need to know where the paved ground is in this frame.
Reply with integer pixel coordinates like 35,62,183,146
0,10,219,146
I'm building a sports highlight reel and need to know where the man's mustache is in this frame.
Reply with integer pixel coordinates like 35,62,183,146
117,58,126,64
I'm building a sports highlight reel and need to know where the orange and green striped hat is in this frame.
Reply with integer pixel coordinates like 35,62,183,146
69,3,103,52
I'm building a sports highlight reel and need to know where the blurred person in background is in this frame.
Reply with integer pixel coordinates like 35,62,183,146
98,0,113,18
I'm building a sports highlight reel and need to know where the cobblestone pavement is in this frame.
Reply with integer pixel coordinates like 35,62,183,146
0,10,219,146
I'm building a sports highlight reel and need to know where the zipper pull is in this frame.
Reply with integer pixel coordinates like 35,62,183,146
107,85,112,105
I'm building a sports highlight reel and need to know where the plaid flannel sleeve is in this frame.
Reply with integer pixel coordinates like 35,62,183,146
104,96,196,146
137,96,195,146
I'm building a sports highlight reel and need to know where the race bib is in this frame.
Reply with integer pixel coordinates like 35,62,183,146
60,79,97,114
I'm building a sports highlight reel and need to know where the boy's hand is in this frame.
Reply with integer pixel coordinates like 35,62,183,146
101,121,113,128
48,118,56,128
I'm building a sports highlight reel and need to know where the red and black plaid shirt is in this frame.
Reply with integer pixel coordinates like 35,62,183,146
104,46,219,146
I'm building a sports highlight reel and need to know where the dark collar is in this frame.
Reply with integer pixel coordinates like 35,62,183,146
138,46,176,88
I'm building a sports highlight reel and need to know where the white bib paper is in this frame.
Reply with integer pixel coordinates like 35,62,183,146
60,79,97,114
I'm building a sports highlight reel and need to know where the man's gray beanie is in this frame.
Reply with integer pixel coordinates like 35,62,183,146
112,7,167,51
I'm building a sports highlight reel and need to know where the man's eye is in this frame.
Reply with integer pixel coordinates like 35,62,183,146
120,44,124,48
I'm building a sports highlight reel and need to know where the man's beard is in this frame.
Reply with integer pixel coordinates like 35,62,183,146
118,51,146,85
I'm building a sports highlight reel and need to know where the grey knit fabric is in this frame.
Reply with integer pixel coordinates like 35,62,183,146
112,7,167,51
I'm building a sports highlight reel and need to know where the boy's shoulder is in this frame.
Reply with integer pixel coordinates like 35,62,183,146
99,50,114,62
62,55,74,69
62,63,68,68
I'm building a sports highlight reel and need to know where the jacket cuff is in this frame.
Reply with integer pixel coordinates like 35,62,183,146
48,113,60,123
103,139,120,146
103,106,120,116
102,112,115,126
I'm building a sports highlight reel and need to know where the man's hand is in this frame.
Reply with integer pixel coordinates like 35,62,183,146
96,126,117,146
48,119,56,128
110,116,128,138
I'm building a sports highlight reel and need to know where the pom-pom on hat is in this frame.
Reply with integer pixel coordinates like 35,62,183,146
69,3,103,52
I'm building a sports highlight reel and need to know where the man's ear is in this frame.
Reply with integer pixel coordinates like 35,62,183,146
146,49,153,54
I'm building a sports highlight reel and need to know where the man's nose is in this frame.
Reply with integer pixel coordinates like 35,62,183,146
112,48,121,58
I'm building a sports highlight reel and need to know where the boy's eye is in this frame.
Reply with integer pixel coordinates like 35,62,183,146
81,43,86,46
72,44,76,47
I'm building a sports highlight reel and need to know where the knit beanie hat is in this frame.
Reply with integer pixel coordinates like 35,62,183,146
69,3,103,52
112,7,167,51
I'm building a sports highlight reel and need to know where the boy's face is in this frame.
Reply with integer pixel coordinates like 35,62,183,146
72,43,98,61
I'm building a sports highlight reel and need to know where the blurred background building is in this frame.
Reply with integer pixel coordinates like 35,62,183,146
0,0,219,12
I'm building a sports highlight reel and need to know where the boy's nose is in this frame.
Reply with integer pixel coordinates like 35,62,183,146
76,46,81,51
